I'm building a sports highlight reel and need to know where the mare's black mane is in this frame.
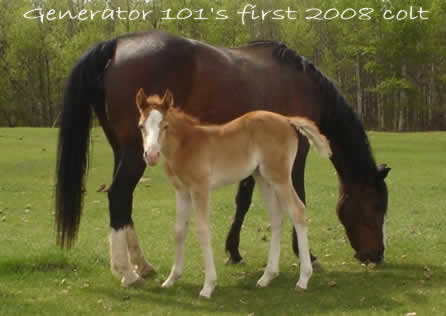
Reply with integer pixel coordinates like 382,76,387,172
247,40,378,182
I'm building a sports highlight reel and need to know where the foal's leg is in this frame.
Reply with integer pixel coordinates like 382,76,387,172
108,149,151,287
274,182,312,290
162,191,192,288
291,137,320,267
192,190,217,299
225,176,256,264
255,177,283,288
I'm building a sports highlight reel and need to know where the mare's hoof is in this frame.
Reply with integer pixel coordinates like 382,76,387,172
122,277,145,288
225,257,246,265
137,262,156,278
312,260,324,272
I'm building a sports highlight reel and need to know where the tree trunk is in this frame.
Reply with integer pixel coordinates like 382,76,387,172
46,55,53,126
66,0,75,37
377,93,384,130
428,63,436,128
356,54,363,120
399,65,408,131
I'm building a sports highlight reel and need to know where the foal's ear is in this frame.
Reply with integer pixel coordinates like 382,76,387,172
376,164,391,182
162,89,174,109
136,88,148,112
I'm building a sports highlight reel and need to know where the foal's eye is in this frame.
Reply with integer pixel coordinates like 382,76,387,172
138,124,144,130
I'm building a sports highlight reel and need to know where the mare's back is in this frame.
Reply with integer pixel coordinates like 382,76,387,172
107,31,321,126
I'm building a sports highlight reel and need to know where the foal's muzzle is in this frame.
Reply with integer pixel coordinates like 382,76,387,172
144,151,160,166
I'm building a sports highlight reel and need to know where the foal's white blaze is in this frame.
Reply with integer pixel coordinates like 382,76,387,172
382,216,387,247
143,110,163,165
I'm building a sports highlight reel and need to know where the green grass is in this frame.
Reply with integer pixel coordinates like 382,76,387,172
0,128,445,315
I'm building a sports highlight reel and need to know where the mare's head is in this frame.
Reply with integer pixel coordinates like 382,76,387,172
135,88,174,166
337,164,391,264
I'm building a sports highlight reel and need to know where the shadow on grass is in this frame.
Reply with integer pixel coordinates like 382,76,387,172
0,253,75,276
87,262,445,315
1,254,444,315
0,250,106,277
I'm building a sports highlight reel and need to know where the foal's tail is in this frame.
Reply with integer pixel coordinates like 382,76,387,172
55,39,117,248
289,117,332,158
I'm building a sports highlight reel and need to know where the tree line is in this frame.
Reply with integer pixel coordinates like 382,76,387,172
0,0,445,130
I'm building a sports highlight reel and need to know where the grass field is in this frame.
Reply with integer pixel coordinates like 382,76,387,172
0,128,445,316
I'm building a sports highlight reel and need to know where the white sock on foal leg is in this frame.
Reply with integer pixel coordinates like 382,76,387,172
295,223,312,290
197,235,217,299
192,191,217,299
126,226,155,278
275,184,313,290
257,215,282,287
109,228,144,287
256,180,283,287
162,191,192,288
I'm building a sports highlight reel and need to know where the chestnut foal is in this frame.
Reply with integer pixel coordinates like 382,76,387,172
136,89,332,298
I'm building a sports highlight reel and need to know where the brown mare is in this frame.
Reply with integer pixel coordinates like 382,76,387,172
136,89,332,298
55,30,390,287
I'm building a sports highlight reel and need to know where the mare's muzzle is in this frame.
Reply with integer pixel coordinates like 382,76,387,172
354,249,384,264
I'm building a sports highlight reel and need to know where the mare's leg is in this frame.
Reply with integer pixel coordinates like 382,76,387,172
291,136,319,266
192,190,217,299
108,136,153,278
255,177,283,288
274,182,312,290
108,147,151,287
95,108,150,283
127,226,155,277
225,176,256,264
94,103,121,188
162,191,192,288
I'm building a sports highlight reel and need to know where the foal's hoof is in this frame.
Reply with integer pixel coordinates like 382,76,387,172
256,278,272,288
161,279,175,288
256,272,278,288
137,262,156,278
199,289,213,299
199,282,216,299
295,284,307,292
225,257,246,265
199,293,212,299
121,276,145,288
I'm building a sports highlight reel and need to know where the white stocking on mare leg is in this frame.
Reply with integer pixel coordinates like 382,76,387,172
162,191,192,288
255,176,284,288
274,183,312,290
126,226,156,277
109,227,144,287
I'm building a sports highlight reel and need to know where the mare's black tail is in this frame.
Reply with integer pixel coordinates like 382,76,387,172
55,39,117,248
